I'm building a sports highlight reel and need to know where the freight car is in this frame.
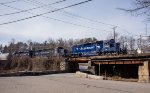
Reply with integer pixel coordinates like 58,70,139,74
71,39,127,56
13,47,68,58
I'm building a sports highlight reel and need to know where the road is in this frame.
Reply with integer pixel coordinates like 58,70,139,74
0,73,149,93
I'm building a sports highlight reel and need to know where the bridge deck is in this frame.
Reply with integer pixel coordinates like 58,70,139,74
67,53,150,64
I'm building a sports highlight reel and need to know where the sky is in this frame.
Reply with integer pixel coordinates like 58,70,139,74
0,0,149,46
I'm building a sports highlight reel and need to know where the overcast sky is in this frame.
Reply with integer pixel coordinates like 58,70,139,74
0,0,149,45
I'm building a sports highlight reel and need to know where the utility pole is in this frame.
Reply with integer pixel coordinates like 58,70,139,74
112,26,117,42
140,35,142,50
145,22,148,35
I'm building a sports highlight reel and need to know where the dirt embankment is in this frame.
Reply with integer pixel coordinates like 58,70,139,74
0,56,65,75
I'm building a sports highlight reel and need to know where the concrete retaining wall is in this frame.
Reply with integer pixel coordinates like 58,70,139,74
138,61,149,82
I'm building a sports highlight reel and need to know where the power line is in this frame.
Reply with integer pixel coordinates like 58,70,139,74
1,0,136,36
0,0,92,25
117,27,139,37
0,0,22,5
0,0,67,17
24,0,137,36
25,0,116,27
0,0,111,32
22,0,83,21
1,0,138,37
59,11,116,27
42,16,111,32
54,10,139,36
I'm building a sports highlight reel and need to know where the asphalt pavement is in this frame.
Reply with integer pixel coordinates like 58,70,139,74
0,73,149,93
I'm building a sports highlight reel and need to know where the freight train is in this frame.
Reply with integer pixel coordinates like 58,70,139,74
71,39,127,57
11,39,127,57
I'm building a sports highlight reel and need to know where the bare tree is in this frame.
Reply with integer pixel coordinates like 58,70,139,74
84,37,97,43
119,0,150,20
57,38,65,48
48,38,56,49
27,39,33,50
8,38,16,53
127,37,136,50
0,44,2,52
146,36,150,47
118,35,136,50
3,45,8,53
66,39,74,51
118,36,127,49
137,36,150,49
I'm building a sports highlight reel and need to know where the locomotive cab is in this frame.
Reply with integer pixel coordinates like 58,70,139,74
102,39,116,54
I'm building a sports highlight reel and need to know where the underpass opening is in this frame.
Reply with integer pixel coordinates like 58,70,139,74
94,64,139,79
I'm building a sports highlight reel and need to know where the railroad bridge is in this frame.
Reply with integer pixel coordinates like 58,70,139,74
66,54,150,82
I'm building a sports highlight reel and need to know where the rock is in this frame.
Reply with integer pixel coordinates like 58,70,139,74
75,71,88,78
88,74,104,80
75,71,104,80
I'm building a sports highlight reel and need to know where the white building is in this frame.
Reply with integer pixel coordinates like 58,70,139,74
0,52,9,60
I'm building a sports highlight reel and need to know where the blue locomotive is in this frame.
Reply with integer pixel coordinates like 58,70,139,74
71,39,126,56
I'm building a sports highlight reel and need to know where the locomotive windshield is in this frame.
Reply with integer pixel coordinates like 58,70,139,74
104,42,109,47
110,43,115,47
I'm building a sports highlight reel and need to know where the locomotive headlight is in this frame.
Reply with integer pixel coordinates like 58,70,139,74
97,46,100,48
